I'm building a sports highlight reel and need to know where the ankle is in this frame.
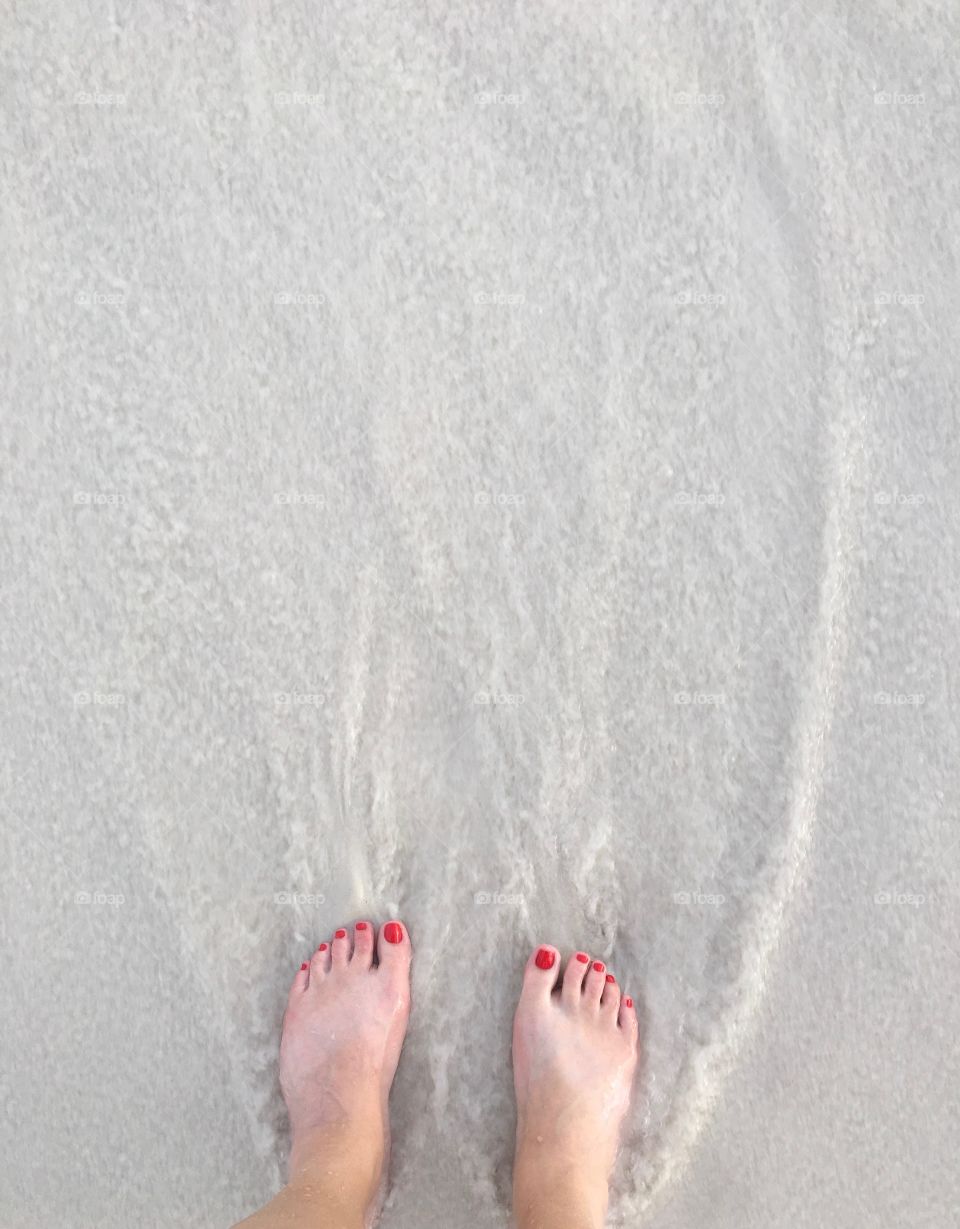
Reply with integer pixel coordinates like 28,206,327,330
513,1153,608,1229
288,1120,384,1213
236,1178,368,1229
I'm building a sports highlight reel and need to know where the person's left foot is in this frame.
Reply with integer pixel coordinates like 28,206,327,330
279,919,412,1223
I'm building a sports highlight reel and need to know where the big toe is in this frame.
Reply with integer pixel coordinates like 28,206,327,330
521,944,560,1001
376,919,411,988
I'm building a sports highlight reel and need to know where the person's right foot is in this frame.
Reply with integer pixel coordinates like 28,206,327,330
512,945,639,1229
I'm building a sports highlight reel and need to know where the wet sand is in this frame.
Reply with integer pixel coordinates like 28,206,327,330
2,4,959,1226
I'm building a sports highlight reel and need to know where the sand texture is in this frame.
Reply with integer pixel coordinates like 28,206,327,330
2,3,959,1226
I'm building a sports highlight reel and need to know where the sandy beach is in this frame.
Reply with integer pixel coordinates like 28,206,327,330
2,4,959,1226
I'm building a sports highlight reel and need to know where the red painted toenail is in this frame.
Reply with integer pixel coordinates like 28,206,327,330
593,961,604,972
605,973,616,983
624,996,633,1008
576,952,589,963
535,947,556,970
335,929,347,939
319,943,328,951
356,921,368,930
384,921,403,944
300,962,308,971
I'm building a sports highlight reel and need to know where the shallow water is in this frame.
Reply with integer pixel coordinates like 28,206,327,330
2,4,959,1226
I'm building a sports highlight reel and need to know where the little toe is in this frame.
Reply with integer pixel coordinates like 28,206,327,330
287,960,310,1008
600,972,621,1018
561,950,591,1004
352,920,374,969
619,992,639,1039
583,959,607,1006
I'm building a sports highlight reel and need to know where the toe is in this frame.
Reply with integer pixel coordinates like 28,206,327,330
309,940,330,978
522,944,561,998
331,925,352,967
287,959,310,1004
352,920,374,969
375,919,412,982
619,992,639,1039
583,959,607,1006
561,950,591,1004
600,972,621,1018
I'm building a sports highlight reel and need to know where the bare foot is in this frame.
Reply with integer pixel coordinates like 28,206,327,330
278,919,411,1226
512,945,639,1229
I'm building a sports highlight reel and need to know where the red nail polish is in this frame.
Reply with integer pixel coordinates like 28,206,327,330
593,961,604,972
624,996,633,1008
319,943,328,952
300,962,308,971
356,921,368,930
384,921,403,944
576,952,589,963
605,973,615,983
535,947,555,970
335,928,347,939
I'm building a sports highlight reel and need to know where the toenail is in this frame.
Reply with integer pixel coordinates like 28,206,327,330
356,921,368,930
300,962,308,971
384,921,404,944
319,943,328,951
576,952,589,963
335,929,347,939
624,996,633,1008
592,961,605,972
605,973,616,983
535,947,556,970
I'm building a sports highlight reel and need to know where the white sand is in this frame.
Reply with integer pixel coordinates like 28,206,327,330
2,3,959,1226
